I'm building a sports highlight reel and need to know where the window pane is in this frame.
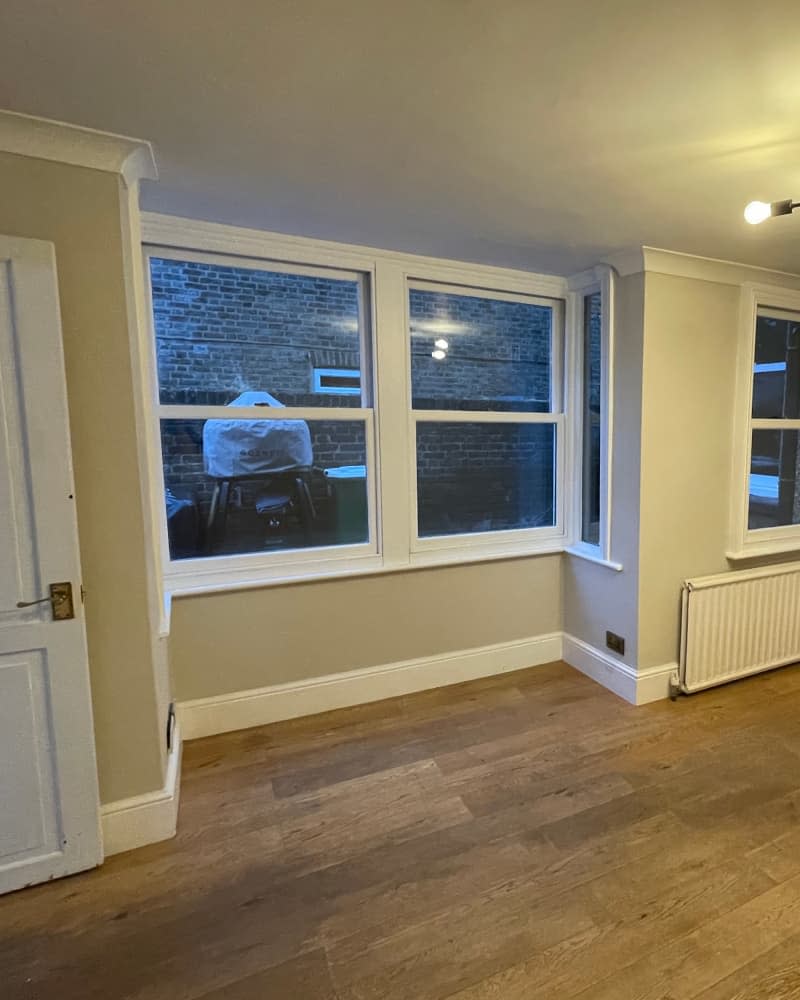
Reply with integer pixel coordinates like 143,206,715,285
409,286,553,412
161,418,368,560
416,422,555,537
150,256,367,407
581,292,602,545
749,429,800,529
752,310,800,419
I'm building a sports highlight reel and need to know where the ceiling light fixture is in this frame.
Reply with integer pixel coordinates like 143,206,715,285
744,199,799,225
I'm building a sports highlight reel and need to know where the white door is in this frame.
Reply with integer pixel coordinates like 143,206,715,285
0,235,101,894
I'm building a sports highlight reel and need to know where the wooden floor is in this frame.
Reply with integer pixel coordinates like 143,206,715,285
5,660,800,1000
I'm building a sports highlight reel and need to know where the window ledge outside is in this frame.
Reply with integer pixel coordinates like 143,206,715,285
165,541,566,600
564,544,623,572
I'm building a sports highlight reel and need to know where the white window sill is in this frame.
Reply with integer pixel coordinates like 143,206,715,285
564,544,623,572
727,542,800,562
164,541,566,601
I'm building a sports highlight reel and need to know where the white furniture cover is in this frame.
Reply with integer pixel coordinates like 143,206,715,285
203,391,313,478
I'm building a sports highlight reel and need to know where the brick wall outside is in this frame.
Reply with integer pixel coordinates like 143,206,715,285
152,258,556,539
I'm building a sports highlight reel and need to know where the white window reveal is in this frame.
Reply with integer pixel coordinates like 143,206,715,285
565,265,618,570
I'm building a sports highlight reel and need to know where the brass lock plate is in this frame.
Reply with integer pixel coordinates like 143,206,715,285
50,582,75,621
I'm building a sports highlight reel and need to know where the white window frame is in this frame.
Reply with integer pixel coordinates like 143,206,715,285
143,245,379,590
565,265,618,569
139,213,571,593
405,278,567,561
729,283,800,559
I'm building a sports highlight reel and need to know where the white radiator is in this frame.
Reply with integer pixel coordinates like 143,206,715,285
679,563,800,693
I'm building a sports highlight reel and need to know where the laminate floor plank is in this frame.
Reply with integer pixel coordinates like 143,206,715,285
4,660,800,1000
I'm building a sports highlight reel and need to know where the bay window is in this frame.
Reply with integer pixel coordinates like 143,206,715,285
141,218,590,589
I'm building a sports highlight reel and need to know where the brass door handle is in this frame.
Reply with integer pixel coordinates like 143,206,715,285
15,582,75,620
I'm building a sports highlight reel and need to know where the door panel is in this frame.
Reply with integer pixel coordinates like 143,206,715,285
0,650,59,864
0,235,101,894
0,263,37,615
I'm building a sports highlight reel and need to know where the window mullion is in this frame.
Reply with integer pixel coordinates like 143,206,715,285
373,259,412,566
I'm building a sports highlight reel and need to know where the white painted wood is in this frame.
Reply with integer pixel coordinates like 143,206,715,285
562,633,674,705
178,633,564,740
142,228,571,591
166,541,565,596
371,259,412,565
565,265,616,563
101,732,182,857
159,404,374,422
0,235,101,894
729,284,800,559
0,109,157,187
564,544,623,572
142,213,569,301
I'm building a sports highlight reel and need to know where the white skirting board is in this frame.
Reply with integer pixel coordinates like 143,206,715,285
100,727,183,857
562,633,675,706
178,633,564,740
177,632,676,743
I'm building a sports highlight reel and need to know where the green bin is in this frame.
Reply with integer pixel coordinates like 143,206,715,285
324,465,368,544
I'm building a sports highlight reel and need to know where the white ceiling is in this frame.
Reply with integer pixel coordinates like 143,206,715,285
1,0,799,275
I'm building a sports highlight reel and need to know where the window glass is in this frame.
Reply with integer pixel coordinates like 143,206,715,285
409,286,552,412
150,257,365,408
581,291,602,545
161,417,368,559
415,422,556,537
752,311,800,419
749,428,800,529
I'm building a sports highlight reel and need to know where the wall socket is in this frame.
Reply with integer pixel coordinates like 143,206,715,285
606,631,625,655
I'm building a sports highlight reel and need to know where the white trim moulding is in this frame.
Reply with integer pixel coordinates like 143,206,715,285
562,633,675,706
604,245,800,288
0,109,157,186
141,212,569,299
178,634,564,740
564,544,623,572
100,728,182,856
177,630,677,742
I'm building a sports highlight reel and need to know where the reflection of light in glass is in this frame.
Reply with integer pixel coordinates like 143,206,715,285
431,349,446,360
434,338,449,350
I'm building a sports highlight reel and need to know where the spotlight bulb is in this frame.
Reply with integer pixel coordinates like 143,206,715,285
744,201,771,225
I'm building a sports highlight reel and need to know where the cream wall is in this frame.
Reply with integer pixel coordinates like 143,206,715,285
0,151,167,803
169,555,561,700
636,273,740,669
563,273,645,665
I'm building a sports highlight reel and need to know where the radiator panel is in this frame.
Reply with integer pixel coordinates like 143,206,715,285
681,565,800,692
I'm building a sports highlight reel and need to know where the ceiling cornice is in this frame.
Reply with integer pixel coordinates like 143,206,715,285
0,109,157,186
603,245,800,288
